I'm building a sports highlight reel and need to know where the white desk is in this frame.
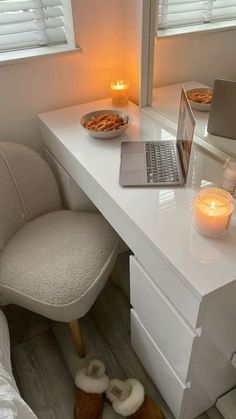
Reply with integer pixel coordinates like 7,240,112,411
38,99,236,419
152,81,236,159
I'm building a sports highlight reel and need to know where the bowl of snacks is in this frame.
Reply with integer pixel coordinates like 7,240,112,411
186,88,213,111
80,109,130,139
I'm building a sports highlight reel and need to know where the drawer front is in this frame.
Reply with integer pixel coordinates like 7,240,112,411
131,310,188,419
131,250,201,329
130,256,199,383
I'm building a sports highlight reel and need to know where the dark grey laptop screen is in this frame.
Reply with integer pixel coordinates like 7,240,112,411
176,88,195,181
207,79,236,140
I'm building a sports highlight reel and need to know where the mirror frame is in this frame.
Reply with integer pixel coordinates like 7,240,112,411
139,0,156,108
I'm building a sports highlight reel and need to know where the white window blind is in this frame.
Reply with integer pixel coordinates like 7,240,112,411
158,0,236,31
0,0,75,53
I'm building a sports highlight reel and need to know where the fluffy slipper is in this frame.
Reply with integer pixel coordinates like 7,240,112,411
106,378,165,418
132,395,165,419
74,359,109,419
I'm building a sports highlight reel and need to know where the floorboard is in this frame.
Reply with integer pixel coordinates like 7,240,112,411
35,408,58,419
5,281,219,419
51,313,123,418
11,331,74,419
5,304,50,346
91,282,175,419
51,313,125,381
207,407,224,419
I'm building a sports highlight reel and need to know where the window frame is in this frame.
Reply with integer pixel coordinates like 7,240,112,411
139,0,156,107
156,0,236,38
158,20,236,38
0,0,79,65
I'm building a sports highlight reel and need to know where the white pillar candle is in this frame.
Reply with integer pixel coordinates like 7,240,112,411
110,80,129,106
193,187,233,238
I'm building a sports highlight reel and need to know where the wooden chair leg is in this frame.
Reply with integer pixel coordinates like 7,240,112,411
69,320,86,357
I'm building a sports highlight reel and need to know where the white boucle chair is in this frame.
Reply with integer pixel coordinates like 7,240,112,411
0,142,119,356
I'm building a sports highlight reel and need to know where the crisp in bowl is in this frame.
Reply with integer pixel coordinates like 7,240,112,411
186,88,213,112
80,109,130,139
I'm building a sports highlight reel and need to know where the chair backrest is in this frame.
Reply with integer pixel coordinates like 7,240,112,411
0,141,62,251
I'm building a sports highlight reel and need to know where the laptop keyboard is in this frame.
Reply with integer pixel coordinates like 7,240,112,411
145,142,180,183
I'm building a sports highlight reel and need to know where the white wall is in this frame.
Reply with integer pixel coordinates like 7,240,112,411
3,0,235,151
153,29,236,88
0,0,127,152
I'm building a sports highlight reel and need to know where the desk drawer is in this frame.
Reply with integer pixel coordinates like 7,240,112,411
131,310,188,419
132,250,201,328
130,256,199,383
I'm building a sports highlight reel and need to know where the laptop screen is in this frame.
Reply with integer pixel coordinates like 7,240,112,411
176,88,195,181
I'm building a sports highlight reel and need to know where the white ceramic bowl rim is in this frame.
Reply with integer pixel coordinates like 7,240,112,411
80,109,131,139
186,88,212,112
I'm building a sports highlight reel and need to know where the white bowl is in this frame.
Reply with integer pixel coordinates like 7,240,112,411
80,109,130,139
186,88,212,112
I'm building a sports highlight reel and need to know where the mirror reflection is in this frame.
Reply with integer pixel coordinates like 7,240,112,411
151,2,236,157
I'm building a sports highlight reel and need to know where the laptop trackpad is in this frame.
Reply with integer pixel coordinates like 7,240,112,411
121,153,145,171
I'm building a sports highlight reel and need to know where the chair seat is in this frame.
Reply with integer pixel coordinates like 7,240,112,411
0,210,118,322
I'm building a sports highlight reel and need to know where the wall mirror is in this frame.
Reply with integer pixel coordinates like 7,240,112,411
140,0,236,159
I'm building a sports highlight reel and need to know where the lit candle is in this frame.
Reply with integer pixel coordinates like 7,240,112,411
193,187,233,238
110,80,129,106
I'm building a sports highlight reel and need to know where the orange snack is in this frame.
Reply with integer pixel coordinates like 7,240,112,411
187,90,212,104
84,113,128,132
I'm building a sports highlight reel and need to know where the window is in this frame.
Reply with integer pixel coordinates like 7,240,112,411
0,0,76,60
157,0,236,35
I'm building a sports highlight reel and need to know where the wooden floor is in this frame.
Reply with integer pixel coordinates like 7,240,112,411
5,281,222,419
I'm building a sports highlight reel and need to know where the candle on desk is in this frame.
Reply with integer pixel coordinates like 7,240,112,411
111,80,129,106
193,187,233,238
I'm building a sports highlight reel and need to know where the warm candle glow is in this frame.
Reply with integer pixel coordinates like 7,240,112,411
193,188,233,238
111,80,129,106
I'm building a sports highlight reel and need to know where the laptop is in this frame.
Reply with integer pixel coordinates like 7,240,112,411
207,79,236,140
119,87,195,186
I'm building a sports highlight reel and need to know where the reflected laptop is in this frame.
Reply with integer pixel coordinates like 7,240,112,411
119,88,195,186
207,79,236,140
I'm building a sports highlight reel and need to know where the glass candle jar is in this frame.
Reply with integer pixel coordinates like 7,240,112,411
110,80,129,106
193,187,234,238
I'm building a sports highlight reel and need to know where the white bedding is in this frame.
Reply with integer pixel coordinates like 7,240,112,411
0,310,37,419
